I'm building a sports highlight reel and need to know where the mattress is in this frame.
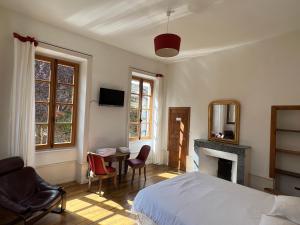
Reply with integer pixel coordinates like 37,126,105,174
133,172,275,225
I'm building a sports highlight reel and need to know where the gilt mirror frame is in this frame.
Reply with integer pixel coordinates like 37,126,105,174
208,99,240,145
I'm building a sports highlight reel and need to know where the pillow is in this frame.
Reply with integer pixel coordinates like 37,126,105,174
259,215,298,225
269,195,300,224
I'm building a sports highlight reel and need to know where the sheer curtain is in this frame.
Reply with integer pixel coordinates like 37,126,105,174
9,33,37,167
152,76,164,164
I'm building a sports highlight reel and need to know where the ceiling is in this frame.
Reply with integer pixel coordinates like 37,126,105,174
1,0,300,63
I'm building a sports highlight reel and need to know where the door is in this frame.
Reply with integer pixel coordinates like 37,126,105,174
168,107,190,171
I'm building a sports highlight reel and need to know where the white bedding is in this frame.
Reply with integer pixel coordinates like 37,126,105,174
133,172,275,225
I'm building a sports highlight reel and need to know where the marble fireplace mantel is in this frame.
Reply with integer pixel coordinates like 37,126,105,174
194,139,251,185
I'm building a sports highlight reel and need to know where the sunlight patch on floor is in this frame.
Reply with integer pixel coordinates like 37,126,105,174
76,205,114,222
103,200,124,210
157,172,179,179
67,199,92,212
84,193,107,203
127,200,133,206
98,214,136,225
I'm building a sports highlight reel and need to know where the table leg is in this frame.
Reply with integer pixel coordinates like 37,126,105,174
124,155,130,175
118,160,122,183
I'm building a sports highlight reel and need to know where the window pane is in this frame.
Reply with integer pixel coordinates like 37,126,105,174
131,80,140,94
55,104,73,123
129,124,139,138
130,94,139,108
35,82,50,102
35,103,49,123
141,110,151,123
56,84,74,103
130,109,139,123
35,124,48,145
54,123,72,144
57,64,74,84
142,96,151,109
143,81,152,96
141,123,150,137
35,60,51,81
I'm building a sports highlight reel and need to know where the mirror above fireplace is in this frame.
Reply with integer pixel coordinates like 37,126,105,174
208,99,240,145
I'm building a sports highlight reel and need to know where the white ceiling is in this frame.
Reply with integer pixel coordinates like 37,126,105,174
1,0,300,63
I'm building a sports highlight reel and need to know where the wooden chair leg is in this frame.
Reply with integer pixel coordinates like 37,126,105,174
98,178,102,196
113,173,117,188
139,168,141,176
144,166,146,180
131,168,135,184
88,177,92,191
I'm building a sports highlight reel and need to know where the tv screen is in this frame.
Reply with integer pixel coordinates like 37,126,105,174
99,88,124,106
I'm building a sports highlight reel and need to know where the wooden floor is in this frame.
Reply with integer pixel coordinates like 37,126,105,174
29,164,182,225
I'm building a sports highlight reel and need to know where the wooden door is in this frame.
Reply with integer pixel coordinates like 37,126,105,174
168,107,190,171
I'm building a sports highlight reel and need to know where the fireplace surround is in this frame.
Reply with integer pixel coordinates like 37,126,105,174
194,139,251,185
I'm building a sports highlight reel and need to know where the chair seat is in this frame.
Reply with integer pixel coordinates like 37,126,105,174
21,190,61,211
127,159,145,168
95,166,116,175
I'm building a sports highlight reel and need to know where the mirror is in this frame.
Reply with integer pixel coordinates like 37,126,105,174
208,100,240,145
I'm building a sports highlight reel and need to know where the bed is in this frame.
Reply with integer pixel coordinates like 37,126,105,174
132,172,275,225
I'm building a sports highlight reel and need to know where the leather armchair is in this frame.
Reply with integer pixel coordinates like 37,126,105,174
0,157,66,225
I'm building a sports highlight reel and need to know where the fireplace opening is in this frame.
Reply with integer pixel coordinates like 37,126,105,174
217,158,232,181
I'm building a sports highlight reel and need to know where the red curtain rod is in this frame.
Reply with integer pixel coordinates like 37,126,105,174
13,32,38,46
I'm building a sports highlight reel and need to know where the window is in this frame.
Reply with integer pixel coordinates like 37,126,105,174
129,76,153,140
35,55,79,150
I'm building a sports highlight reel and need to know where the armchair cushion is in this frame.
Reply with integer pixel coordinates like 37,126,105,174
20,190,61,211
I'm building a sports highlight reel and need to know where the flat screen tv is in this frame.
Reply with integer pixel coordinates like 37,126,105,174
99,88,124,106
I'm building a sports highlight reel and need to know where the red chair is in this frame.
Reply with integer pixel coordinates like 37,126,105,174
87,152,117,195
126,145,151,184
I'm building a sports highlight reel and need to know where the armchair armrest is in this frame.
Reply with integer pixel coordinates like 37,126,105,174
0,194,29,214
35,173,62,191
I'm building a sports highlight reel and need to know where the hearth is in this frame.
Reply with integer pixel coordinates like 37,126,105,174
217,158,232,181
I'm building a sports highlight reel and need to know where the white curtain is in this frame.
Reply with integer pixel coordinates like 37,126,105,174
152,77,164,164
9,38,36,167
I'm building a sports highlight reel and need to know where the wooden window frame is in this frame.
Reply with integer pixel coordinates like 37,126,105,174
129,76,153,141
35,55,79,150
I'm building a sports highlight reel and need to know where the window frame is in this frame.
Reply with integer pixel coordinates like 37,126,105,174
129,76,154,141
35,55,79,150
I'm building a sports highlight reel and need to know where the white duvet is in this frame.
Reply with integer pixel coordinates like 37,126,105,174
133,172,275,225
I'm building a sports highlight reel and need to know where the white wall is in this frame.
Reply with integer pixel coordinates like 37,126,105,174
164,30,300,189
0,7,166,184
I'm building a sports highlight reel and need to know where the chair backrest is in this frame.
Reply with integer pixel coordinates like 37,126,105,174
136,145,151,162
0,157,37,204
87,153,108,175
0,157,24,177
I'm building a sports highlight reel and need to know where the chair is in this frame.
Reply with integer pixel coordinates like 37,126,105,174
126,145,151,184
0,157,66,225
87,152,117,195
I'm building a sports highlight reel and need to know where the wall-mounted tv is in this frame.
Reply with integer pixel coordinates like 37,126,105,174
99,88,124,107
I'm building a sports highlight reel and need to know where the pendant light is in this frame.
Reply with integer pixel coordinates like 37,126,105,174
154,10,181,57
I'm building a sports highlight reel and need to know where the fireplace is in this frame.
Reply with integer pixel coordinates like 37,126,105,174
194,139,251,185
218,158,232,181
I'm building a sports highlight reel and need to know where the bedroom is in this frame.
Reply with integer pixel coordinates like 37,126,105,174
0,0,300,225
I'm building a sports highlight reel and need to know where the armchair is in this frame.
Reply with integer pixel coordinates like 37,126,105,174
0,157,66,225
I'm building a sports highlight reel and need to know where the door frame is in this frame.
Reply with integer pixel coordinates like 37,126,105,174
167,107,191,171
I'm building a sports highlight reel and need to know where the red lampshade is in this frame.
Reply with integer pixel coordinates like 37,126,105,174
154,33,181,57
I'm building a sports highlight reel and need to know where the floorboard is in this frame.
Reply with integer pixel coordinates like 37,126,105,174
6,164,181,225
